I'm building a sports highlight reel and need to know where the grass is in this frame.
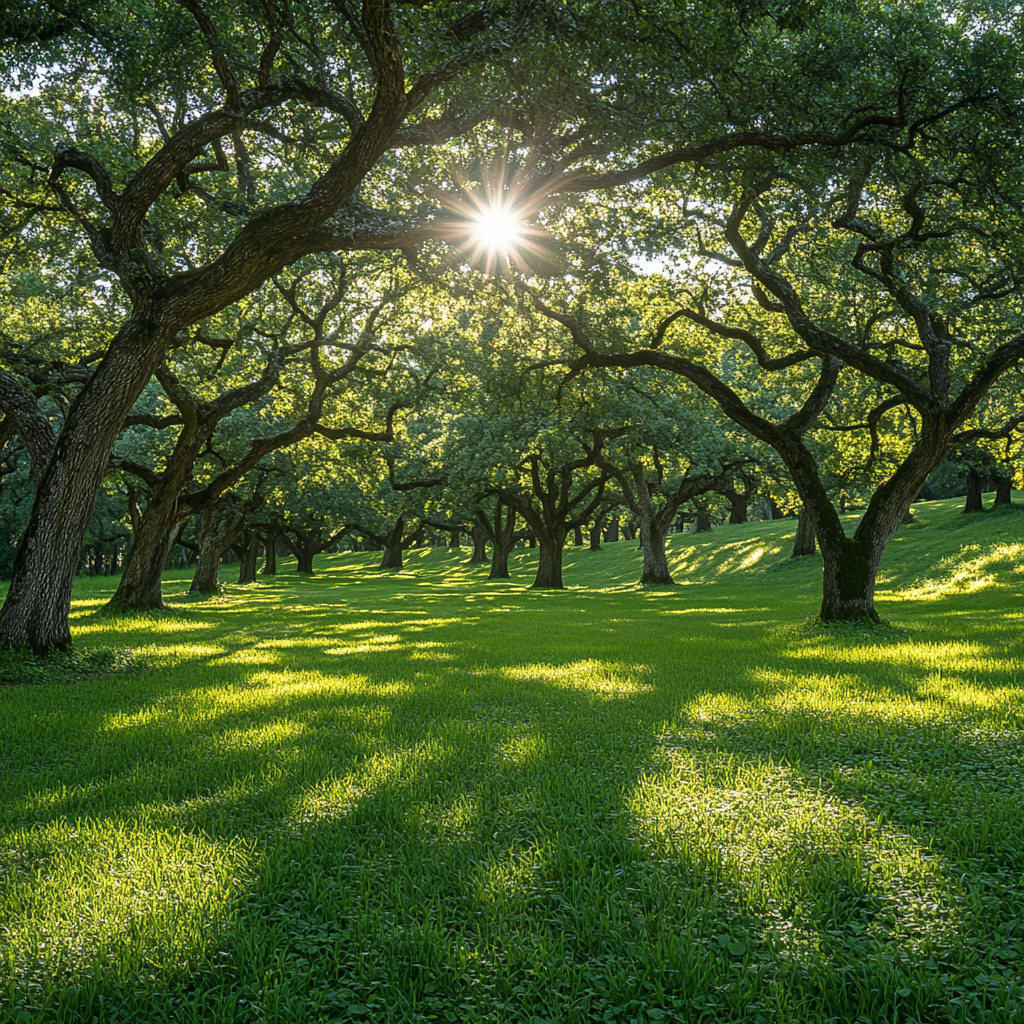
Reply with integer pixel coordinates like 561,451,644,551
0,495,1021,1024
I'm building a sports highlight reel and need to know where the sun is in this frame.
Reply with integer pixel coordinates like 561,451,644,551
474,204,522,250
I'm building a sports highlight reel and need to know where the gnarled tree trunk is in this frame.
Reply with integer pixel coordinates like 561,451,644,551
379,517,406,570
190,501,246,595
0,315,173,650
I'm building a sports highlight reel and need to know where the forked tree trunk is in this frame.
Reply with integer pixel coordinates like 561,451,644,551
792,509,817,557
470,527,487,563
107,497,181,611
190,504,245,595
963,467,985,513
483,504,515,579
237,533,259,584
295,546,317,574
532,530,567,588
993,475,1013,506
0,317,173,650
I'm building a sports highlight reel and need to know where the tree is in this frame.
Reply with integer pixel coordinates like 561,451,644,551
2,0,949,648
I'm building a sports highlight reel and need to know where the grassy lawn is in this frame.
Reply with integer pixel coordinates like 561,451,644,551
1,496,1022,1024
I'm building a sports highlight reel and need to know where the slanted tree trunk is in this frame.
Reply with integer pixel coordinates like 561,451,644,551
589,516,603,551
380,517,406,570
470,527,487,563
237,532,259,584
532,529,567,588
963,467,984,513
792,508,817,557
107,496,181,611
993,475,1013,506
0,316,174,651
261,530,278,574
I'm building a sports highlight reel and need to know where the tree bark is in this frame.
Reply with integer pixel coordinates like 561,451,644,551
261,530,278,574
189,502,246,595
727,491,749,524
818,537,884,623
963,467,984,513
993,474,1013,506
589,516,603,550
693,501,713,533
237,532,259,584
531,530,566,588
470,526,487,563
379,517,405,570
604,516,620,543
639,520,674,585
0,315,173,650
448,528,461,549
792,508,817,557
573,525,584,546
107,495,180,611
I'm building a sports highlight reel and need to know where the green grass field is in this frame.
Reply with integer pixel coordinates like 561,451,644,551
1,496,1022,1024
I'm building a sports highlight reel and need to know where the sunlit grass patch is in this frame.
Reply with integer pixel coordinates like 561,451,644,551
0,822,251,988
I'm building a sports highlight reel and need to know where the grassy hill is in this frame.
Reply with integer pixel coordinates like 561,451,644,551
1,496,1021,1023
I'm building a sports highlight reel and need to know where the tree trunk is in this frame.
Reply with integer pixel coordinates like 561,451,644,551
107,498,181,611
0,315,173,651
379,517,405,570
448,529,461,550
237,533,259,584
527,532,536,549
488,540,511,578
573,525,584,546
693,502,713,533
470,526,487,563
792,509,817,557
604,517,620,543
261,530,278,575
818,536,883,623
963,467,984,513
531,531,566,588
589,516,603,551
189,503,246,595
727,492,749,524
296,545,316,574
639,519,674,585
993,475,1013,506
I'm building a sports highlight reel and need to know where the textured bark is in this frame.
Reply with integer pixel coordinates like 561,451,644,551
477,500,515,579
378,517,406,570
993,475,1013,506
189,501,247,595
963,467,984,513
639,520,673,585
0,314,174,650
107,495,180,610
532,530,567,589
792,509,817,557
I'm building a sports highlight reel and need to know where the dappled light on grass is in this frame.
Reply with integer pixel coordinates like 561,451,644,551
2,497,1022,1021
887,542,1023,601
0,822,250,989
